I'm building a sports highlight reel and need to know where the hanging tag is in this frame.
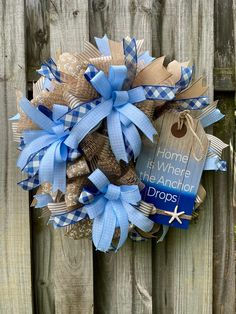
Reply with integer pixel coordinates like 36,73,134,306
136,111,209,229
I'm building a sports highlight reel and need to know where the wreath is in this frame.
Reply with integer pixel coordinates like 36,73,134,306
10,35,227,252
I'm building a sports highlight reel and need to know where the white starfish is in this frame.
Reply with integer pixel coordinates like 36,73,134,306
164,205,185,224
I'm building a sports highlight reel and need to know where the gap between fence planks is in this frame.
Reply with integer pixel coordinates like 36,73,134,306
0,1,32,313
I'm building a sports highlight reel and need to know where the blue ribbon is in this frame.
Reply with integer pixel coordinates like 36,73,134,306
64,65,161,162
174,66,209,110
34,193,53,208
17,97,76,192
80,169,154,252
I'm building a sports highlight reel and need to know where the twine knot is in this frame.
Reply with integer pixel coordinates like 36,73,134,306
177,110,204,161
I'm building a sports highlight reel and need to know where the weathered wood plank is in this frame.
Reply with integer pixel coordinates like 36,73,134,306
214,0,235,91
90,1,153,313
153,1,214,313
213,1,235,312
0,0,32,313
50,1,94,313
26,0,50,82
213,94,235,313
25,2,55,313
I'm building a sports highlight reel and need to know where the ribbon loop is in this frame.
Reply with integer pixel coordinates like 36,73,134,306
112,90,129,107
104,184,121,200
90,70,112,99
108,65,127,90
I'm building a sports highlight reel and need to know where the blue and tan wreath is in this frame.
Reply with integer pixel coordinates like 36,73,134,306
10,36,228,252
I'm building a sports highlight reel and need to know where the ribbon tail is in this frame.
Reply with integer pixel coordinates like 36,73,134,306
92,202,116,252
34,193,53,208
122,123,141,160
19,96,55,132
38,141,58,186
107,110,128,162
123,201,154,232
118,103,157,142
53,159,66,192
64,100,112,149
111,200,129,251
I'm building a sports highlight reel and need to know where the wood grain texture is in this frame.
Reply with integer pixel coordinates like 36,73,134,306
50,1,94,313
213,1,235,312
153,1,214,313
214,0,235,91
213,94,235,314
26,2,55,313
26,0,50,82
0,0,32,313
89,1,153,313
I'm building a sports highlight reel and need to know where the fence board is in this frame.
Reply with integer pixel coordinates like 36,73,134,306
49,1,94,313
26,0,50,82
90,1,153,313
214,3,236,312
1,1,235,313
0,0,32,313
25,2,55,313
153,1,214,313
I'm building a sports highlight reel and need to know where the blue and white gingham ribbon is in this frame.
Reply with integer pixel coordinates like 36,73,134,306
176,66,193,92
64,64,176,162
37,58,62,83
17,97,81,192
174,66,209,110
79,169,154,252
204,156,227,171
18,175,40,191
51,208,87,228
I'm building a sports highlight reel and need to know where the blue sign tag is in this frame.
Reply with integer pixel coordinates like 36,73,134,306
136,111,209,229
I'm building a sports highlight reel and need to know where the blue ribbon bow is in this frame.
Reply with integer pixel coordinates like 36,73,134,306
64,65,162,162
80,169,154,252
17,97,80,192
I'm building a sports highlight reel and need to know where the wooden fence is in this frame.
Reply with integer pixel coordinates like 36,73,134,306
0,0,235,313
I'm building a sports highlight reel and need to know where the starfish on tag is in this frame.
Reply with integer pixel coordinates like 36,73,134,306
164,205,185,224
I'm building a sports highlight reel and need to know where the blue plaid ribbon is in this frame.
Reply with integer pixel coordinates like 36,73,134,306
79,169,154,252
18,175,40,191
78,188,95,204
143,85,176,100
173,66,209,110
216,160,227,171
176,67,193,92
37,58,62,82
62,99,101,129
51,208,87,228
123,37,137,89
23,148,47,176
175,96,208,110
204,156,227,171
